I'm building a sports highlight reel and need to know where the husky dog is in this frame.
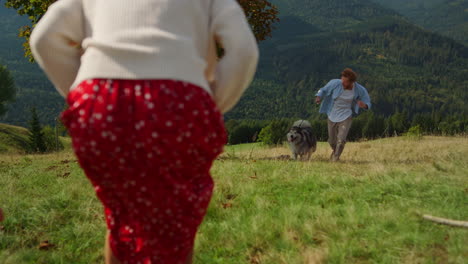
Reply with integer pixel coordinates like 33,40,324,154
286,120,317,161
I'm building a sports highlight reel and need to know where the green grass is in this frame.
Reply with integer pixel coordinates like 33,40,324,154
0,136,467,263
0,123,72,154
0,123,31,154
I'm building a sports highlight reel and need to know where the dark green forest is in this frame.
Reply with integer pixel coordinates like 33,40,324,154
371,0,468,46
0,0,467,142
0,6,63,128
225,111,467,145
226,0,468,121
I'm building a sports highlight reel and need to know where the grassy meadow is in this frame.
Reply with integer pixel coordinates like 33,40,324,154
0,135,467,263
0,124,31,154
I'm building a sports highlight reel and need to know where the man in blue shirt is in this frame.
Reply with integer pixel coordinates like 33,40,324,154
315,68,371,162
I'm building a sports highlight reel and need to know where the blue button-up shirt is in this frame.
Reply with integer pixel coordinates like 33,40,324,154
316,79,372,117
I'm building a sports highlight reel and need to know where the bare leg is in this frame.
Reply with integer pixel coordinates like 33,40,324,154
105,231,121,264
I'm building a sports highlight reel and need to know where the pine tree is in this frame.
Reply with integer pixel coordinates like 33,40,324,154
0,65,16,117
28,107,46,153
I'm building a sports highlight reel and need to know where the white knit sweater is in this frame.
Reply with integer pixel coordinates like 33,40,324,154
30,0,259,113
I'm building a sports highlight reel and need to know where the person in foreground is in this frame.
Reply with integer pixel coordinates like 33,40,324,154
315,68,371,162
30,0,259,263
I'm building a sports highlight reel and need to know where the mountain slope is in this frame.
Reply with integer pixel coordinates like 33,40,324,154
371,0,468,46
225,0,468,120
0,122,30,153
269,0,401,31
0,6,63,127
1,1,467,125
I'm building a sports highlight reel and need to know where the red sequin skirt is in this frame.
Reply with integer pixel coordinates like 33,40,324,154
61,79,226,264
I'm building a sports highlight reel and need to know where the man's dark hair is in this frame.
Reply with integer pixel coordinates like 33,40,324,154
341,68,357,82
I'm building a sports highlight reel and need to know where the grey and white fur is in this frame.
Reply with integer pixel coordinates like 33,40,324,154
286,120,317,161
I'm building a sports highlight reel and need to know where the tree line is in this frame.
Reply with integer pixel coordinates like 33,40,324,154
226,111,468,145
26,106,65,153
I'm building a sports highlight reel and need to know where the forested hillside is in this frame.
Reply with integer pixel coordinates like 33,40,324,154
1,0,467,127
0,7,62,127
225,0,468,120
371,0,468,46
